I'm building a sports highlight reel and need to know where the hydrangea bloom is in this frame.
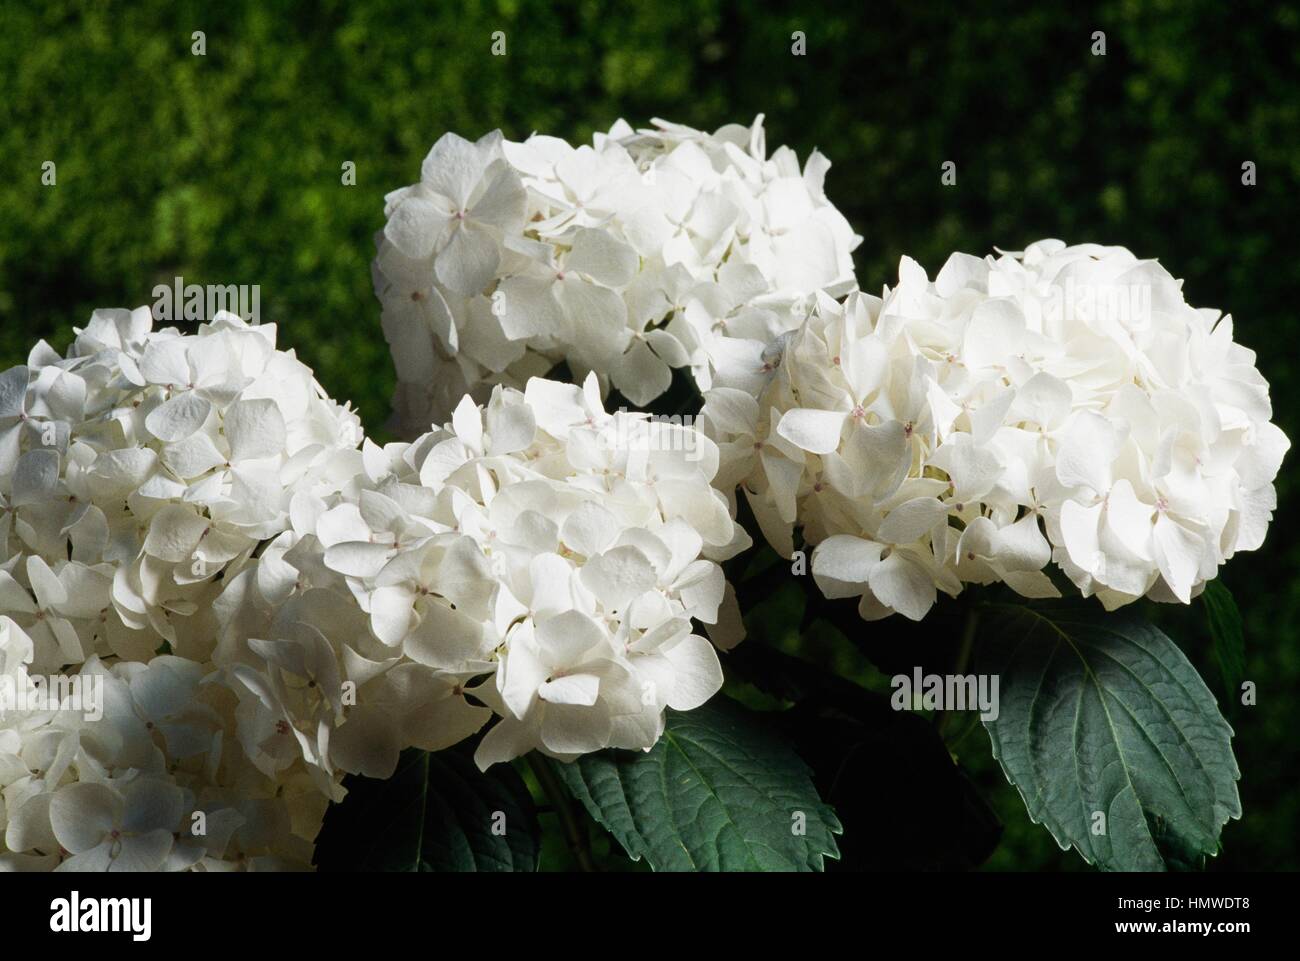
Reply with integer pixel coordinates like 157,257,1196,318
703,240,1289,619
1,617,321,871
375,117,860,436
220,374,748,782
1,305,750,870
0,308,363,670
0,307,363,871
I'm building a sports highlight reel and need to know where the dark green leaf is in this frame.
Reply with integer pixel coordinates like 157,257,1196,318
977,600,1240,871
314,745,539,872
1201,580,1246,703
556,697,841,871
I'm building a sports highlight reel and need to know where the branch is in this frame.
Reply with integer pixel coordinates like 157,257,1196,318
527,753,598,872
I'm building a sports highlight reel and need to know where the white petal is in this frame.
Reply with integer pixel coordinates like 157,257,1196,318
405,601,487,669
324,542,396,578
611,338,672,407
1104,479,1155,561
138,339,191,386
385,192,451,260
11,449,60,506
161,434,224,479
0,366,29,419
535,610,607,665
538,673,601,706
224,398,287,462
0,572,38,614
580,546,657,612
644,328,691,368
49,783,119,853
370,586,416,647
108,830,173,872
877,497,950,544
928,437,1002,503
555,280,628,365
662,634,724,710
4,792,55,853
498,625,548,718
146,392,213,443
486,399,536,455
1152,515,1203,604
566,228,638,287
775,408,847,455
1014,372,1071,428
436,537,496,617
120,778,185,834
474,718,539,770
1059,499,1103,575
1056,411,1119,493
420,132,488,206
540,701,611,755
26,555,67,611
1236,421,1289,489
469,163,526,231
934,252,986,297
143,505,209,563
995,514,1052,571
405,693,492,754
316,504,372,547
560,502,620,558
436,222,501,296
868,552,937,621
703,387,760,436
963,298,1025,369
706,582,746,651
331,709,402,780
497,276,565,340
1000,570,1061,599
811,535,884,598
451,394,483,450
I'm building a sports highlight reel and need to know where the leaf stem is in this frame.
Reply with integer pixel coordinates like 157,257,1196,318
528,754,598,872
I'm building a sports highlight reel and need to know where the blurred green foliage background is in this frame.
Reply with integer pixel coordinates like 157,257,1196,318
1,0,1296,870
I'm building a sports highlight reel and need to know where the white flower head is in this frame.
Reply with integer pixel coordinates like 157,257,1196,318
260,374,748,776
375,118,861,436
1,651,319,872
705,241,1288,618
0,308,364,670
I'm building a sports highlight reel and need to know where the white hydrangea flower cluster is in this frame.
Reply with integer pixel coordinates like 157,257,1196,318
0,305,750,870
1,620,323,871
0,306,363,668
221,374,748,781
0,307,363,870
375,116,860,436
703,240,1289,619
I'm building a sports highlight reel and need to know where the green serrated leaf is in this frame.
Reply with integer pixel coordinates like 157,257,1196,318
314,745,539,872
1201,580,1246,701
977,600,1240,872
554,697,841,871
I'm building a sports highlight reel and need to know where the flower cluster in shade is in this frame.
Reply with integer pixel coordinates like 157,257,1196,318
2,308,358,870
375,116,860,437
0,305,744,871
702,240,1289,620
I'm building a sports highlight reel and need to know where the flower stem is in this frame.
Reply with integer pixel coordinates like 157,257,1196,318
954,604,980,675
937,605,980,737
528,753,598,872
